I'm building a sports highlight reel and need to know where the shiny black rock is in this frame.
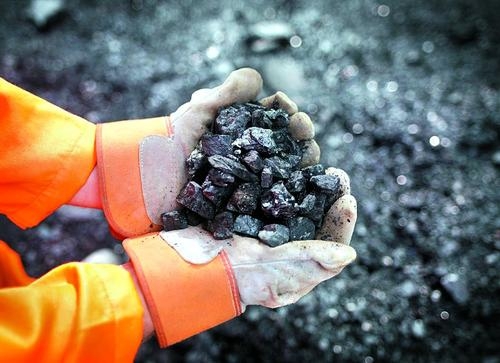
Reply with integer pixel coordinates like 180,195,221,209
288,217,316,240
261,181,298,218
207,211,234,240
301,164,325,179
233,214,264,237
242,150,264,173
208,155,258,182
200,133,233,156
258,224,290,247
263,156,292,179
176,181,215,219
161,210,188,231
227,183,262,214
232,127,277,155
206,168,235,187
214,105,251,138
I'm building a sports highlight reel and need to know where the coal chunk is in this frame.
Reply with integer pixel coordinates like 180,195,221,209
263,156,292,179
273,129,303,157
261,167,273,188
208,155,258,182
242,150,264,173
298,193,316,215
202,180,233,208
201,134,233,156
301,164,325,179
185,209,204,226
261,181,298,218
258,224,290,247
233,215,264,237
206,168,235,187
285,170,306,193
265,108,289,129
214,105,251,138
251,108,273,128
288,217,316,240
207,211,234,240
161,210,188,231
302,193,326,223
186,147,207,179
176,181,215,219
227,183,262,214
232,127,277,155
310,174,341,195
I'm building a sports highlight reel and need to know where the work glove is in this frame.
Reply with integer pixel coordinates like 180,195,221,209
97,68,321,238
123,165,357,347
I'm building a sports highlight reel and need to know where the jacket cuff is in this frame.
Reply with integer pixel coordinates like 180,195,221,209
123,233,242,347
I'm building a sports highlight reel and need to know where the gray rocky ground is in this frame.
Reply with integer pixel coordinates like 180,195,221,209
0,0,499,362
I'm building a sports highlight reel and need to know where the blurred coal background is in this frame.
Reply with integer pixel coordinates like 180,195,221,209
1,0,499,362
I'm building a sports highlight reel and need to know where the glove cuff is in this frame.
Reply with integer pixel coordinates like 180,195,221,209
123,233,242,347
96,117,172,239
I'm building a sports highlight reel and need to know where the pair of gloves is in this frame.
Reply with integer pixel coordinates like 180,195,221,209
89,68,357,346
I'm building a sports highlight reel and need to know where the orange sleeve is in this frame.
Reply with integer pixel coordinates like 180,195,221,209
0,241,143,363
0,78,96,228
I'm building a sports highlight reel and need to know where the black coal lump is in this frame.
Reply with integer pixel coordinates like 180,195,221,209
233,214,264,237
301,164,325,179
265,108,289,129
161,210,188,231
186,147,207,179
185,209,204,226
309,174,341,195
214,105,251,138
261,167,273,188
206,168,235,187
176,181,215,219
232,127,277,155
201,180,233,208
263,156,292,179
207,211,234,240
200,133,233,156
226,182,261,214
285,170,306,193
288,217,316,240
208,155,258,182
261,181,298,218
258,224,290,247
251,108,273,128
302,192,326,223
242,150,264,173
298,193,316,215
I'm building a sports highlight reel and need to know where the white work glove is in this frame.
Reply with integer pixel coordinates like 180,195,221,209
140,71,321,225
161,167,357,309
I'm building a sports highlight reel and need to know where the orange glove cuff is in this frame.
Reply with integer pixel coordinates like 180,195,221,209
123,233,242,347
96,117,173,239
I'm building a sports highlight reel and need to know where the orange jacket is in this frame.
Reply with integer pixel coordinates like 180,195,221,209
0,78,242,361
0,78,143,362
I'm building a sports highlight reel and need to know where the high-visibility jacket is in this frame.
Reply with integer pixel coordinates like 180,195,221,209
0,78,242,362
0,78,143,362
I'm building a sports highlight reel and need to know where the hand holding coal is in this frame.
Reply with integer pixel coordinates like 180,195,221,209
164,98,350,247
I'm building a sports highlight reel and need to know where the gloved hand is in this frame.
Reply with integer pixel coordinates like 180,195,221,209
122,167,356,346
162,168,356,309
96,68,322,238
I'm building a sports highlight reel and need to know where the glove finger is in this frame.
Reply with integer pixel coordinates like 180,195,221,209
228,238,356,308
300,139,321,167
170,68,263,147
174,68,263,119
289,112,315,141
259,91,299,115
325,166,351,196
316,195,357,245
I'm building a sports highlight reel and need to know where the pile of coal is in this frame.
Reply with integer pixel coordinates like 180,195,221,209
161,102,341,247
